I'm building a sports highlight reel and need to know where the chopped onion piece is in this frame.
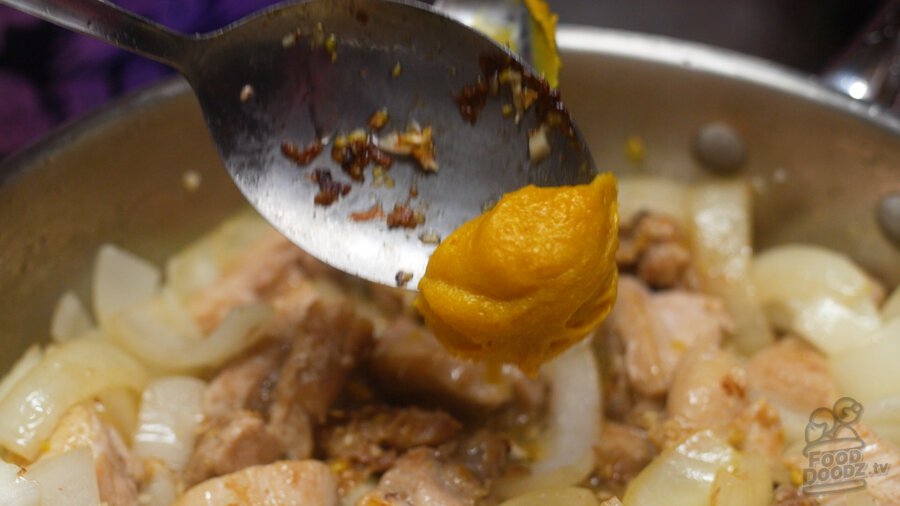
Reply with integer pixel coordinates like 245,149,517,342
883,286,900,323
106,293,273,373
0,338,148,460
687,182,773,354
166,211,272,299
133,376,206,471
93,244,161,326
617,177,689,228
0,459,39,506
752,245,882,355
139,460,178,506
623,430,737,506
377,125,438,172
24,447,100,506
528,124,551,164
831,319,900,404
710,452,772,506
496,342,600,498
500,487,600,506
863,396,900,448
95,389,140,442
50,291,94,342
0,344,41,404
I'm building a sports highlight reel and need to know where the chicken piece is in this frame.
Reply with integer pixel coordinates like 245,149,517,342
746,337,840,417
593,421,656,488
184,411,283,486
357,448,485,506
637,242,692,289
265,278,326,339
734,398,786,473
370,317,544,412
267,400,314,460
322,406,462,473
202,339,285,421
176,460,339,506
187,231,310,332
274,299,374,423
605,276,732,397
617,212,692,289
786,424,900,505
43,404,143,506
451,430,511,483
656,346,748,448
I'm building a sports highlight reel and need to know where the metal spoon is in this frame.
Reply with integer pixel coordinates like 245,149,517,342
2,0,594,288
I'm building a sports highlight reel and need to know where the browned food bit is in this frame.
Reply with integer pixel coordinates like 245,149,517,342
528,124,551,164
454,79,489,124
395,271,413,287
281,139,323,166
331,132,393,182
311,169,351,206
378,125,438,172
456,55,578,140
368,108,390,130
349,203,385,222
386,203,423,229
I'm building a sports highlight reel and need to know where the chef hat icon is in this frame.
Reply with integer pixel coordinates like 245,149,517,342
803,397,865,456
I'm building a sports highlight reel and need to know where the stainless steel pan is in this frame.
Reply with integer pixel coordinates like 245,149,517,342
1,25,899,372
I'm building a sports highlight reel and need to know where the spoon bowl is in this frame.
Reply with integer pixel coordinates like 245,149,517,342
2,0,595,287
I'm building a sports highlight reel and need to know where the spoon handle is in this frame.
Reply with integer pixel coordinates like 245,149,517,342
0,0,194,70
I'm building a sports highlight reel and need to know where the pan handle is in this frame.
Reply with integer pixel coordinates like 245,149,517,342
822,0,900,110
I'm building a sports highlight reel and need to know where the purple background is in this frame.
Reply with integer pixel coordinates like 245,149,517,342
0,0,882,159
0,0,281,157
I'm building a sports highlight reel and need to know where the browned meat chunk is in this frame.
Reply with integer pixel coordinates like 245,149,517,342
637,242,693,289
274,299,373,422
184,411,284,486
604,276,732,398
176,460,339,506
267,400,314,460
617,212,692,289
43,404,144,506
357,448,485,506
321,406,462,473
593,421,655,488
369,317,544,412
188,298,373,485
202,339,284,421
